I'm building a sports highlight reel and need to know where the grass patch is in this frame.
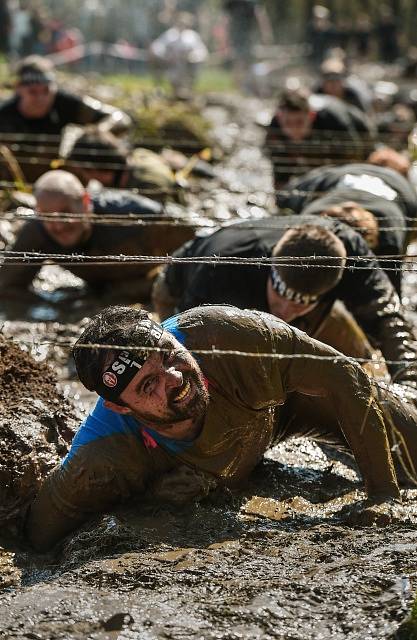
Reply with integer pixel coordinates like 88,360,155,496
103,67,236,95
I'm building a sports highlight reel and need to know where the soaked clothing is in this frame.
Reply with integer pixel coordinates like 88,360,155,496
27,306,417,551
90,188,162,217
278,163,417,266
0,91,131,183
0,190,192,301
0,91,129,136
160,217,417,385
265,95,374,188
125,148,181,203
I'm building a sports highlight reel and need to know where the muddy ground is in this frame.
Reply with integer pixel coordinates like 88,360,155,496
1,92,417,639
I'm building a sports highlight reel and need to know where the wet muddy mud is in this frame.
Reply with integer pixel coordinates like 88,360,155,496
0,92,417,639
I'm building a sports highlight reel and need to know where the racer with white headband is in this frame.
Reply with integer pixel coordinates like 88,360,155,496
152,216,417,388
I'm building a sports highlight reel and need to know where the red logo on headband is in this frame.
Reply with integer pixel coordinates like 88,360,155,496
103,371,118,388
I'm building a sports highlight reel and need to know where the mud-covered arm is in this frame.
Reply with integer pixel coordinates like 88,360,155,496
336,230,417,386
198,307,399,499
278,325,400,501
76,95,132,135
25,398,176,552
26,452,135,552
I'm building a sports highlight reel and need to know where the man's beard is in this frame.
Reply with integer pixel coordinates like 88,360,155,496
133,367,209,428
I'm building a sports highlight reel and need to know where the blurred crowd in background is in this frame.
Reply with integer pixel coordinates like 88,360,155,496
0,0,413,68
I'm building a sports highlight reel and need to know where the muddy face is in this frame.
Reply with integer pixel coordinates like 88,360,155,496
276,108,314,142
36,192,92,248
111,337,209,439
16,83,56,119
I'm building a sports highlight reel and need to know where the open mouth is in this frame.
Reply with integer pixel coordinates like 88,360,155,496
173,379,192,403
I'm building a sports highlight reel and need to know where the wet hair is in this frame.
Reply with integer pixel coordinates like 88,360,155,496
66,132,128,185
367,147,411,177
278,88,310,113
318,202,379,250
272,225,347,297
73,306,164,394
15,55,55,85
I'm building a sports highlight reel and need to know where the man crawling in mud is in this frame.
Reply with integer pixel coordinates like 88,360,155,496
27,304,417,552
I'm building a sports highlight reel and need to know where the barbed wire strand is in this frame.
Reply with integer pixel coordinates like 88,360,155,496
7,334,416,366
1,209,417,233
0,250,414,271
1,178,416,206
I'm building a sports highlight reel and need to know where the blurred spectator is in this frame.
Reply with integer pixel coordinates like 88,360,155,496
402,47,417,79
376,5,399,63
150,12,208,95
307,5,335,65
223,0,272,88
355,13,372,59
9,1,32,58
79,0,106,43
333,17,352,53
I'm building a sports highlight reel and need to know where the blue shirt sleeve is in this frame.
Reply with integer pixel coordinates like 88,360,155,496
62,397,140,467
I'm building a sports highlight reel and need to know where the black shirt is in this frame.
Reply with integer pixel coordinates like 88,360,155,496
0,90,114,136
91,188,162,217
164,216,415,381
0,91,121,183
166,216,390,313
277,163,416,289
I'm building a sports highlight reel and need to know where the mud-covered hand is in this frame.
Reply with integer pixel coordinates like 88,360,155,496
339,497,407,527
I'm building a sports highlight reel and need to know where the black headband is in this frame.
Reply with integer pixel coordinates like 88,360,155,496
271,268,320,306
96,319,163,402
18,70,55,86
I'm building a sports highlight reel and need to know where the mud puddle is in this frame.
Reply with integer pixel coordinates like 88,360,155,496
1,440,417,639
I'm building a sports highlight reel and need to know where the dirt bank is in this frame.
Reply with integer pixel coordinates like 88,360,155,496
0,335,79,533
